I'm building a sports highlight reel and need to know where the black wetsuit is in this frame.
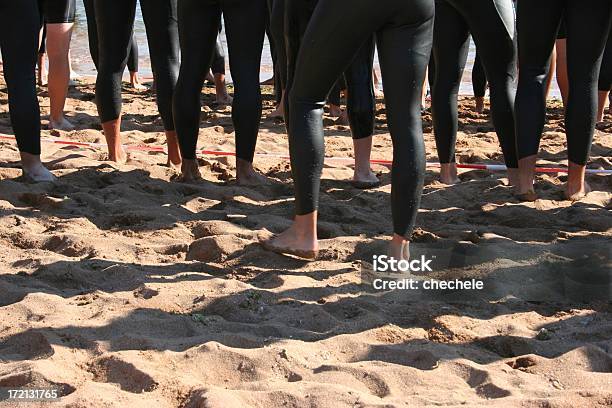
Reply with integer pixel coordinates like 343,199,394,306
599,27,612,92
38,0,76,24
0,0,41,155
269,0,287,91
93,0,180,131
83,0,139,74
173,0,268,162
515,0,612,166
472,50,487,98
285,0,376,140
287,0,433,237
431,0,518,168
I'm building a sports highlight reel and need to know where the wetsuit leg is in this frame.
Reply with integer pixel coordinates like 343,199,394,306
598,27,612,92
515,0,612,165
270,0,287,89
173,0,222,160
223,0,267,162
564,1,612,165
454,0,517,168
472,49,487,98
0,0,42,155
140,0,180,132
288,0,433,237
285,0,374,140
434,0,518,168
93,0,137,123
83,0,99,69
86,0,138,74
344,37,375,140
127,35,139,74
431,0,470,164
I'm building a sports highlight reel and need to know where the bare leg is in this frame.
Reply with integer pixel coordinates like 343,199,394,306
214,72,233,105
352,136,379,187
46,23,74,130
474,96,485,113
101,119,127,163
37,53,48,86
516,155,538,201
597,90,610,122
165,130,182,167
555,39,569,108
439,163,459,185
565,161,591,200
268,89,285,118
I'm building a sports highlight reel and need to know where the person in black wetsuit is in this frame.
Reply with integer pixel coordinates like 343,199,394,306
83,0,144,91
263,0,434,260
0,0,54,182
282,0,379,188
472,50,487,113
515,0,612,201
597,27,612,122
172,0,268,185
431,0,518,186
267,0,287,119
38,0,77,131
93,0,181,166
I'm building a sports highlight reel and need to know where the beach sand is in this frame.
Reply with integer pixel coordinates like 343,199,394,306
0,78,611,407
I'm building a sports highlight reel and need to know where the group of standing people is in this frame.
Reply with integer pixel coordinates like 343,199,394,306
0,0,611,261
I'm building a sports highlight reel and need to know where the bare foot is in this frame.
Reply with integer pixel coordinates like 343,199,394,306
262,224,318,260
108,147,128,164
176,159,203,183
516,189,538,202
440,163,460,185
130,81,148,92
22,164,56,183
351,169,380,189
507,167,520,189
236,168,271,186
388,236,410,261
236,159,271,185
565,181,591,201
165,131,182,167
48,117,75,131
